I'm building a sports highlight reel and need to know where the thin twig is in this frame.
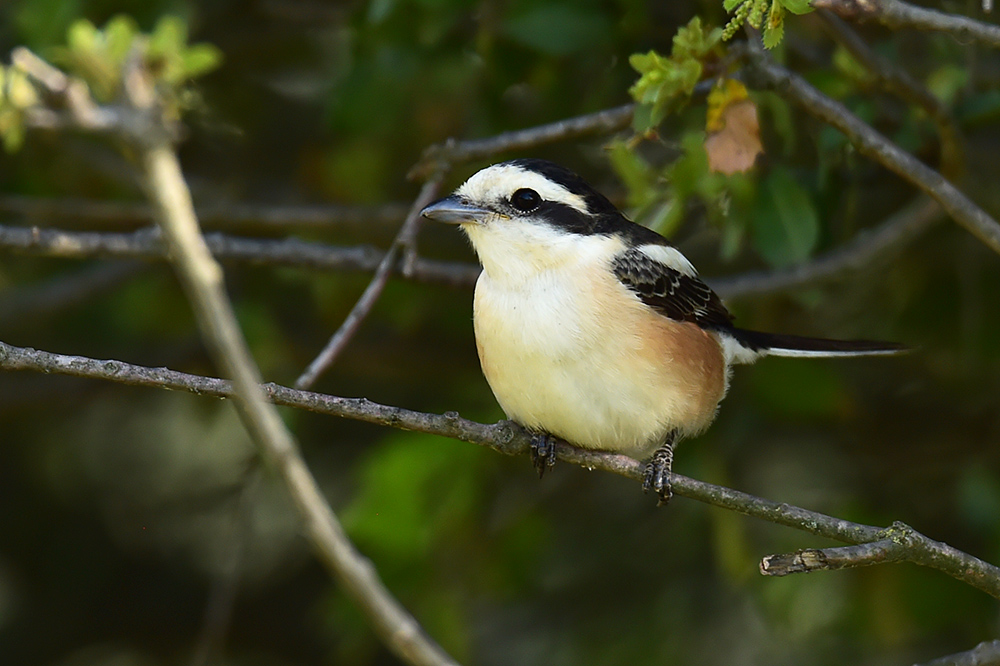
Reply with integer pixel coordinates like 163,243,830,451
712,196,943,298
817,11,964,177
410,104,636,179
0,195,408,232
0,223,481,288
914,640,1000,666
745,43,1000,255
812,0,1000,48
2,339,998,599
760,538,904,576
294,176,444,390
0,261,149,325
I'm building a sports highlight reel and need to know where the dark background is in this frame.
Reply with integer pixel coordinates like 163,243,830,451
1,1,999,665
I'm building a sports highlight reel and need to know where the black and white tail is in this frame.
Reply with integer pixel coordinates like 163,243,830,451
721,327,907,365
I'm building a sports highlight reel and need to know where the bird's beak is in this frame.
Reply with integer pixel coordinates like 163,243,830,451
420,196,491,224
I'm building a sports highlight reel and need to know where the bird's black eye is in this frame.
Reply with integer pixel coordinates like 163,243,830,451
510,188,541,212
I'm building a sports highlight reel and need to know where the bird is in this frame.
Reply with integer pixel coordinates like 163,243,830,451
420,158,904,504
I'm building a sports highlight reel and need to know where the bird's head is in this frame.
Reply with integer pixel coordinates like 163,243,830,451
420,159,649,281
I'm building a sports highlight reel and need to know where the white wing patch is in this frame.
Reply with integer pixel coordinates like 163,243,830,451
636,244,698,277
457,163,590,215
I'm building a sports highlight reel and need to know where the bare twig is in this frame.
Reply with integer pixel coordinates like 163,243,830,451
0,223,481,288
2,339,998,599
745,43,1000,255
760,537,904,576
914,640,1000,666
0,261,149,325
0,195,408,232
817,11,964,177
411,104,636,179
712,196,943,298
294,176,444,390
812,0,1000,48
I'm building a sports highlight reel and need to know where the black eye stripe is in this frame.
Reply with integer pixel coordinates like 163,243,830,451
510,188,541,212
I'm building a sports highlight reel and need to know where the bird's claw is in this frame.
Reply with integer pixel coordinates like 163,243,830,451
530,433,558,478
642,435,676,506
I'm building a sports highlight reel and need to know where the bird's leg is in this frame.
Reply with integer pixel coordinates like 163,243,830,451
642,431,677,506
529,432,558,479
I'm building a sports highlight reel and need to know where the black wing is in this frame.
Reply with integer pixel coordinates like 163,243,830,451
611,247,734,331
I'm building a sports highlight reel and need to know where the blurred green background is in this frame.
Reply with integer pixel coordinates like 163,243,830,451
1,1,999,665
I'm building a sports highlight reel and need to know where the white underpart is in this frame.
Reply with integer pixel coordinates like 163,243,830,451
456,163,591,215
716,333,764,365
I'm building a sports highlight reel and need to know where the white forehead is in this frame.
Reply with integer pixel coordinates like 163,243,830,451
456,163,590,214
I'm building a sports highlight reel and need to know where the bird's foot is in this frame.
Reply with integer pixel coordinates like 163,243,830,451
529,433,558,479
642,435,676,506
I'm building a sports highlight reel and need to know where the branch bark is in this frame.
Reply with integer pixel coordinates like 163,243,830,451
745,43,1000,255
410,104,635,179
0,194,408,233
2,339,998,600
294,176,443,390
812,0,1000,49
0,223,480,288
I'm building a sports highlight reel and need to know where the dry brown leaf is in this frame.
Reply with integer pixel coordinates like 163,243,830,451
704,99,763,175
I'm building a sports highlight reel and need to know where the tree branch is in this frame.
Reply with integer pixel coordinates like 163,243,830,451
2,339,998,599
711,196,942,298
914,640,1000,666
0,195,408,233
0,223,481,288
0,191,943,303
745,43,1000,255
817,10,964,177
410,104,636,179
114,53,462,666
294,176,444,390
812,0,1000,49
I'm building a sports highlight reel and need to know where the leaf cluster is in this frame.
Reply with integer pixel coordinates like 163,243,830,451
722,0,813,48
0,14,221,151
628,17,722,132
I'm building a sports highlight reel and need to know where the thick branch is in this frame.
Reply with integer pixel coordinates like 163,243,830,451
746,46,1000,255
813,0,1000,49
2,339,998,599
118,50,460,666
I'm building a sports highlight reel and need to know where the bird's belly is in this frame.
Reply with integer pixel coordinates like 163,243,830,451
473,271,727,459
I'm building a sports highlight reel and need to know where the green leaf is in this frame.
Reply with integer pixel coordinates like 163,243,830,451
627,18,721,129
103,15,138,64
66,18,99,55
148,15,187,57
752,167,819,267
724,0,745,11
763,1,785,49
778,0,814,14
181,44,223,78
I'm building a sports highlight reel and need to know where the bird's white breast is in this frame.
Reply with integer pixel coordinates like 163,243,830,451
466,226,727,459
